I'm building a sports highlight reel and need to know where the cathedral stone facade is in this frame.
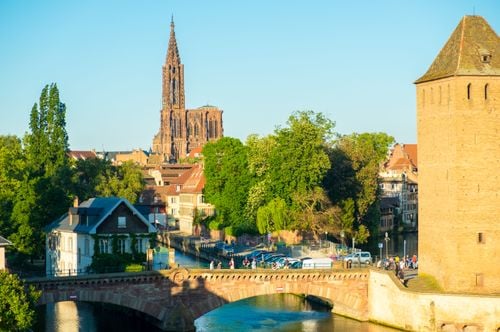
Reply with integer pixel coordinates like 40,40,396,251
416,16,500,293
152,20,223,162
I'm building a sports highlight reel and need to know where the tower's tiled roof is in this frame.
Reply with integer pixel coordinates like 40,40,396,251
415,15,500,84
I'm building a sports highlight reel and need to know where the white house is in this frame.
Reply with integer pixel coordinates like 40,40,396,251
0,235,12,271
45,197,156,277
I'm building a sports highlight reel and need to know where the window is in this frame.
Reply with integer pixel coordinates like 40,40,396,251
78,248,81,264
480,53,491,63
118,239,127,254
477,232,485,244
475,273,484,287
84,238,89,255
68,238,73,252
485,84,489,100
118,216,126,228
99,239,109,254
467,83,472,100
136,238,144,253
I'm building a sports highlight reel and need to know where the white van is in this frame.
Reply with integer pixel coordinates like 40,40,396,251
301,257,333,269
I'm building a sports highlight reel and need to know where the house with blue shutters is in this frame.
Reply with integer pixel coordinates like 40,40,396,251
45,197,156,277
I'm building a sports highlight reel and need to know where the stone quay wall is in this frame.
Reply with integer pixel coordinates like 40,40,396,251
368,269,500,331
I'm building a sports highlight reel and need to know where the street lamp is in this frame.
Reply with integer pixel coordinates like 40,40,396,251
384,232,390,259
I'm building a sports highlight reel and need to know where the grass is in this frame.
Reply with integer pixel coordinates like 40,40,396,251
406,273,444,293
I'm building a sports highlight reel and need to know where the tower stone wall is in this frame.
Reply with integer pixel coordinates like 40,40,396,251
416,16,500,293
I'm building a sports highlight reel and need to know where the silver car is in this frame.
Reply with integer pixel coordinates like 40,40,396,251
344,251,372,264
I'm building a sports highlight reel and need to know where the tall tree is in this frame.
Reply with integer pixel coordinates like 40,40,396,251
327,132,394,243
0,136,25,236
11,83,72,258
203,137,254,234
268,111,334,204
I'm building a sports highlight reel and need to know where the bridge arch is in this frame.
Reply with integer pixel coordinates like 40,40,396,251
28,268,369,331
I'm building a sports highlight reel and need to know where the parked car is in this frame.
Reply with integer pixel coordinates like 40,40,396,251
247,250,268,260
343,251,372,265
302,257,333,269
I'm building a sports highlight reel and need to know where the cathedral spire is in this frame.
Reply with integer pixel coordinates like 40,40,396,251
167,15,180,63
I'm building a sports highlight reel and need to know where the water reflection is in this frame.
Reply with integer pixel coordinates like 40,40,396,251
195,294,401,332
34,301,161,332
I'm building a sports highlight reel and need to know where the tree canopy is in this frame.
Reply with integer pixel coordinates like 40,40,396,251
0,271,40,331
0,83,145,262
203,137,254,234
203,110,394,244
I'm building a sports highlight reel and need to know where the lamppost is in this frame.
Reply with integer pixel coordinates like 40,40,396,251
384,232,390,259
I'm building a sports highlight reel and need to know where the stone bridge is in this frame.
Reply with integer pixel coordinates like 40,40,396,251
27,268,369,331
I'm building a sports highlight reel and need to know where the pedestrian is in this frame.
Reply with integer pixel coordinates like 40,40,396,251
243,257,250,268
251,258,256,269
217,261,222,269
209,260,214,270
229,258,235,270
412,254,417,269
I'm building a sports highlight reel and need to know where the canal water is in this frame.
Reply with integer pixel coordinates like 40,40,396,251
34,250,402,332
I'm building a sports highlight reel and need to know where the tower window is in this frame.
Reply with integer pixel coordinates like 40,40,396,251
485,84,489,100
477,232,484,244
467,83,472,100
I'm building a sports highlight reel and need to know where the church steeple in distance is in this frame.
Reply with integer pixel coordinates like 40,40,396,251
152,18,223,163
162,16,184,110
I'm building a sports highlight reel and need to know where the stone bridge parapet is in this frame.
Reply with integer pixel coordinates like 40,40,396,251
27,268,370,331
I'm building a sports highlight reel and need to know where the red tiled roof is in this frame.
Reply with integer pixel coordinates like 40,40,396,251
403,144,418,168
187,146,203,158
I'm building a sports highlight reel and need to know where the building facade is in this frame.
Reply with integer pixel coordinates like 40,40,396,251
152,19,223,162
379,143,418,229
45,197,156,277
416,15,500,293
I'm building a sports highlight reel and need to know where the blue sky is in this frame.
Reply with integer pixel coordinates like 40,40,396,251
1,1,499,151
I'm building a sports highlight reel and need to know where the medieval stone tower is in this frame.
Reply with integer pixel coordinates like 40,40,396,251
152,19,223,162
416,15,500,293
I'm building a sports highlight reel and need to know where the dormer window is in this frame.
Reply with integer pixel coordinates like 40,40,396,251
480,51,492,63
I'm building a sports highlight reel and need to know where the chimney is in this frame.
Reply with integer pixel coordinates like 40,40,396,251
69,197,79,226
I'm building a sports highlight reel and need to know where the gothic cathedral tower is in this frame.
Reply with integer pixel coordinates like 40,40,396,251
416,16,500,293
152,19,223,162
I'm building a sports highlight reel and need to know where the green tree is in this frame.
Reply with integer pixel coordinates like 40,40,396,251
24,83,69,176
327,132,394,243
11,84,72,258
203,137,254,234
268,111,334,204
0,271,40,331
256,197,289,234
71,157,112,201
95,161,145,203
0,136,25,237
